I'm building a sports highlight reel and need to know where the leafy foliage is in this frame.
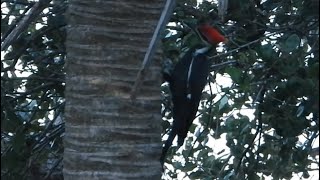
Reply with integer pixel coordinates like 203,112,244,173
1,0,318,180
1,0,66,179
161,0,319,179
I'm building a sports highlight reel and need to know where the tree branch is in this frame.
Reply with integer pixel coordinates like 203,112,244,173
208,31,280,60
209,38,262,59
1,0,52,51
210,60,238,71
235,83,266,174
1,2,34,42
130,0,176,100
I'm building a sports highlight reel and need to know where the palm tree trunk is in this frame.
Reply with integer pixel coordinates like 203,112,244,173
63,0,165,179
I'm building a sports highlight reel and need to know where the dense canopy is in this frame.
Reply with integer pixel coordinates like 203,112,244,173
1,0,318,179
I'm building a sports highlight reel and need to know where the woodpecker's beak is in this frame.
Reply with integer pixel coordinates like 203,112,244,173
223,38,229,44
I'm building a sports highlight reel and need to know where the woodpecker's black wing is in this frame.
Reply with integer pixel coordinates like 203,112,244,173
160,48,211,166
170,49,195,143
160,49,194,165
176,51,210,145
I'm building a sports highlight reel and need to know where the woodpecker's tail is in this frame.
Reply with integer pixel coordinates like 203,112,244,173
177,135,186,146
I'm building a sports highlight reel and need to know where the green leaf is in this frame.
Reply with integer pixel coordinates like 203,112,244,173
296,105,304,117
240,124,251,135
258,43,275,62
224,170,235,179
12,133,25,154
302,42,310,52
203,155,215,167
219,96,229,110
247,173,261,180
225,67,242,84
2,110,22,132
172,161,183,169
189,123,197,133
189,170,206,179
181,162,197,171
283,34,300,52
184,33,202,49
176,10,185,17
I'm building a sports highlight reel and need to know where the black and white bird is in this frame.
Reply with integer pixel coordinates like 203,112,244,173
161,23,227,166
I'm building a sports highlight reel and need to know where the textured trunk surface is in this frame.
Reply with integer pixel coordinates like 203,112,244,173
63,0,164,179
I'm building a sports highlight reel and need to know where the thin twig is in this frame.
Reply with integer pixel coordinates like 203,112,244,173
208,31,280,60
218,155,232,178
255,107,263,166
7,82,56,103
44,157,63,180
234,123,260,174
208,76,218,138
1,2,34,42
1,0,52,51
235,84,266,174
210,60,238,71
130,0,176,100
209,38,262,59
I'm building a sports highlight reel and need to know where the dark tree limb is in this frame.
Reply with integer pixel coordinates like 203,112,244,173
235,83,266,174
1,0,52,51
130,0,176,100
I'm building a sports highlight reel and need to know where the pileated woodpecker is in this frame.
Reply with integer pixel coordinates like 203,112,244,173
161,23,227,166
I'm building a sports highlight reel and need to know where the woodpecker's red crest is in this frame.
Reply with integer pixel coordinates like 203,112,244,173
197,24,227,45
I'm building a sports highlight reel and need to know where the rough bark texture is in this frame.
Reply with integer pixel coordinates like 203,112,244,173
63,0,164,179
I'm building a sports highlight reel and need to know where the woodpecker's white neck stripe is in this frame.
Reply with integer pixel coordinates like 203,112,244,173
186,47,209,99
186,57,195,99
194,46,210,56
187,57,194,86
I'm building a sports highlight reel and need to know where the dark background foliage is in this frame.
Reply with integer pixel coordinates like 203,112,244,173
2,0,66,179
1,0,319,179
160,0,319,179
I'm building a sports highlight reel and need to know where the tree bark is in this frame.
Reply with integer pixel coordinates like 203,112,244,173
63,0,164,179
